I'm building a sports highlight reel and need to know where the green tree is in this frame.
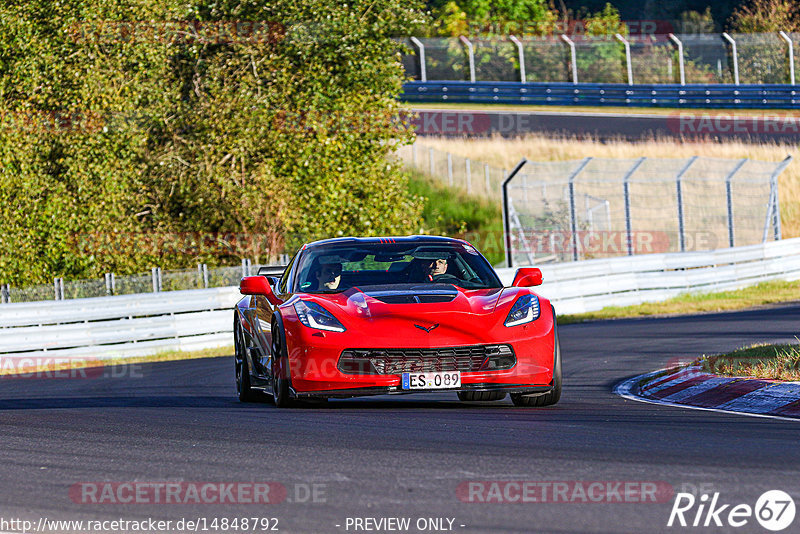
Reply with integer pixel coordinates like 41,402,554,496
729,0,799,84
575,3,627,83
729,0,799,33
0,0,426,286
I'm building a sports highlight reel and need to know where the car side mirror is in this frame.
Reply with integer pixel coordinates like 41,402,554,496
512,267,543,287
240,276,283,305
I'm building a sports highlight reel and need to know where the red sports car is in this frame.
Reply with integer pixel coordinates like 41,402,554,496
234,236,560,407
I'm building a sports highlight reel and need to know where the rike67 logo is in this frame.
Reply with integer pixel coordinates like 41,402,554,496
668,490,795,531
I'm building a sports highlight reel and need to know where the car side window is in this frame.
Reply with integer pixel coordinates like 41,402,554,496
278,253,297,295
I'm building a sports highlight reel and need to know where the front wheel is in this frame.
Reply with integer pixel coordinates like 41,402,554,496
511,336,561,407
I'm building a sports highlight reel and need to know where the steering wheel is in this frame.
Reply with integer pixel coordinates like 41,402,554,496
431,274,460,283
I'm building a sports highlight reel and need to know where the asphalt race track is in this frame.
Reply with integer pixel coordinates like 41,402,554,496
2,304,799,534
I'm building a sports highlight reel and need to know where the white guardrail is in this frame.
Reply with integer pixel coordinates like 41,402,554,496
497,237,800,315
0,287,240,360
1,238,799,361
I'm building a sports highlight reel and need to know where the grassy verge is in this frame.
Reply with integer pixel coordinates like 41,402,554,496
0,346,232,377
408,169,505,265
558,279,800,324
699,342,800,380
408,102,800,117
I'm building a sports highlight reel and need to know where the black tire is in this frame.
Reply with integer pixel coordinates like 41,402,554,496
270,321,293,408
511,336,561,407
457,391,507,402
234,318,258,402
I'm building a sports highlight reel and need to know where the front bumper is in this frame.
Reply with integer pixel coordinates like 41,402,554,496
293,383,554,399
282,308,557,395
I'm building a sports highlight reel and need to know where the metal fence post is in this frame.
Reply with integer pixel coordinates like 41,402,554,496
615,33,633,85
152,267,161,292
725,158,748,248
459,36,476,82
722,33,739,85
484,163,491,195
409,37,427,82
447,152,453,186
623,157,646,255
202,264,209,288
412,142,417,166
105,272,115,296
53,277,64,300
429,147,435,176
567,158,592,261
1,284,9,304
465,158,472,194
561,35,578,84
509,35,526,82
770,155,792,241
675,156,698,252
668,34,685,85
502,159,529,268
242,258,248,277
779,31,795,85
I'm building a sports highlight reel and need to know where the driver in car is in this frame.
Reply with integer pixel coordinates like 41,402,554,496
427,257,451,282
314,262,342,290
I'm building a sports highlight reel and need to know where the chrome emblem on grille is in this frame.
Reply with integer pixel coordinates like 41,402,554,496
414,323,439,333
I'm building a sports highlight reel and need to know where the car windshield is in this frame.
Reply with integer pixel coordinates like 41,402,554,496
294,241,502,293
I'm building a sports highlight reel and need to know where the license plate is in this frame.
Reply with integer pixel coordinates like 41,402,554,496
401,371,461,390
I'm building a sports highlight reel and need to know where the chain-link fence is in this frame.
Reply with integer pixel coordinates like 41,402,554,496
397,142,508,200
0,259,288,304
399,33,800,84
503,156,791,265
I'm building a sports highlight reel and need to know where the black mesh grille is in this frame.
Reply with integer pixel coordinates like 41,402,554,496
338,345,516,375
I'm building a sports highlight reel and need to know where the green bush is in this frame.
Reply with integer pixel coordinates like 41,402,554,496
408,170,505,266
0,0,425,286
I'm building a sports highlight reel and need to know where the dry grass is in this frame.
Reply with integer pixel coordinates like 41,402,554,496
699,341,800,380
421,135,800,238
558,279,800,324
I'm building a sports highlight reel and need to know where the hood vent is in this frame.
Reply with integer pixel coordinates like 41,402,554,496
361,286,457,304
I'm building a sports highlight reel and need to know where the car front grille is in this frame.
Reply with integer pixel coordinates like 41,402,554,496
337,345,516,375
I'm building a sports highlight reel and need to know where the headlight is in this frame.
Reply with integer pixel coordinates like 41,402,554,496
294,300,346,332
504,294,540,327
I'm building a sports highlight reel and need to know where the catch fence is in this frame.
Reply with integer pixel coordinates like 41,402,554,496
399,33,800,85
502,156,791,266
397,142,508,200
